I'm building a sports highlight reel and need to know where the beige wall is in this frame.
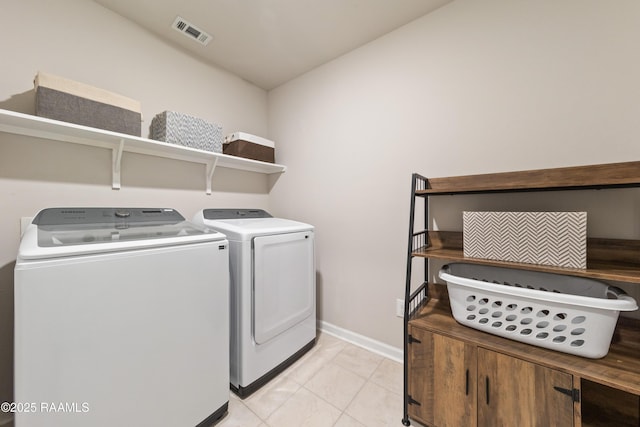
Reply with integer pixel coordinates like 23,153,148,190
267,0,640,348
0,0,270,415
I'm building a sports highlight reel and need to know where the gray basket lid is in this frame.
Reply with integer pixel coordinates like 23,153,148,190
441,263,620,300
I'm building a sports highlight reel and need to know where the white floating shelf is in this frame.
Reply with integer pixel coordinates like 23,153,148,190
0,109,286,194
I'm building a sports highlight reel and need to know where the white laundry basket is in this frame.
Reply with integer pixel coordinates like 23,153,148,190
439,263,638,358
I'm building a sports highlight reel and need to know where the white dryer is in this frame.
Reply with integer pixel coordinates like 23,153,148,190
193,209,316,397
14,208,230,427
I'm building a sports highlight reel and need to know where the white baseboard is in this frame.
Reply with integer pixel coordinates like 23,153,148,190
317,320,403,363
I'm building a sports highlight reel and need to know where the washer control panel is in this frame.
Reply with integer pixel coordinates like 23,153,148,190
33,208,185,226
30,208,213,247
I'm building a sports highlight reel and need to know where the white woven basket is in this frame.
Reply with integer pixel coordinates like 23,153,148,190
150,111,222,153
439,263,638,359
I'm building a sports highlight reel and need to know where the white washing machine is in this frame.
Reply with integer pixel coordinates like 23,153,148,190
193,209,316,397
14,208,230,427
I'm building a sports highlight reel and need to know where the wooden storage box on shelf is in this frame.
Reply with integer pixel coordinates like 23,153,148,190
223,132,275,163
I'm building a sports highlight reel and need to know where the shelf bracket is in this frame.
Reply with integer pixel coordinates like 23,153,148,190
112,139,124,190
205,157,219,195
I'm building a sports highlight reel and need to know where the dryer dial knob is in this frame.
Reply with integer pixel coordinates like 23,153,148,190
114,210,131,218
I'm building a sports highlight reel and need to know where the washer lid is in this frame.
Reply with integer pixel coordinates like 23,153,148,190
194,209,313,240
19,208,226,259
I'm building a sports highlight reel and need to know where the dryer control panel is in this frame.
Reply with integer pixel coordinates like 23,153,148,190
203,209,272,220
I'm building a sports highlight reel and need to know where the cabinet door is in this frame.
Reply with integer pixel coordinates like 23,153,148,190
408,326,477,427
477,348,573,427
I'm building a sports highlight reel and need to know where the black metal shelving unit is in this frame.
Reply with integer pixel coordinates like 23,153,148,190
400,162,640,426
402,173,430,426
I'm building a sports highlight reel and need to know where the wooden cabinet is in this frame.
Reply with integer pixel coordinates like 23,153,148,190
408,324,574,427
402,161,640,427
408,326,476,427
477,348,573,427
407,292,640,427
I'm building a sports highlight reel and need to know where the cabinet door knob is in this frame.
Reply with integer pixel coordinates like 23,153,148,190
465,369,470,396
485,376,490,405
553,386,581,402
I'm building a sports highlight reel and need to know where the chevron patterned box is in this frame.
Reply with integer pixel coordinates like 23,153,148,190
150,111,222,153
463,211,587,269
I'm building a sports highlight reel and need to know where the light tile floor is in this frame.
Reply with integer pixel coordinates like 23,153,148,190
217,331,422,427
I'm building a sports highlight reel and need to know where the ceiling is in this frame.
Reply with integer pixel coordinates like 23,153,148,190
94,0,452,90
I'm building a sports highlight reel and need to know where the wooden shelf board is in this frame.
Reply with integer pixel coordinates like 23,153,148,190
412,231,640,284
417,161,640,195
414,247,640,283
410,294,640,395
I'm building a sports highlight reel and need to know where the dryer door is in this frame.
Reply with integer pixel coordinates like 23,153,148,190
253,231,314,345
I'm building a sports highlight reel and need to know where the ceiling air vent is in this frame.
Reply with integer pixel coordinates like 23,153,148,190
172,16,212,46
